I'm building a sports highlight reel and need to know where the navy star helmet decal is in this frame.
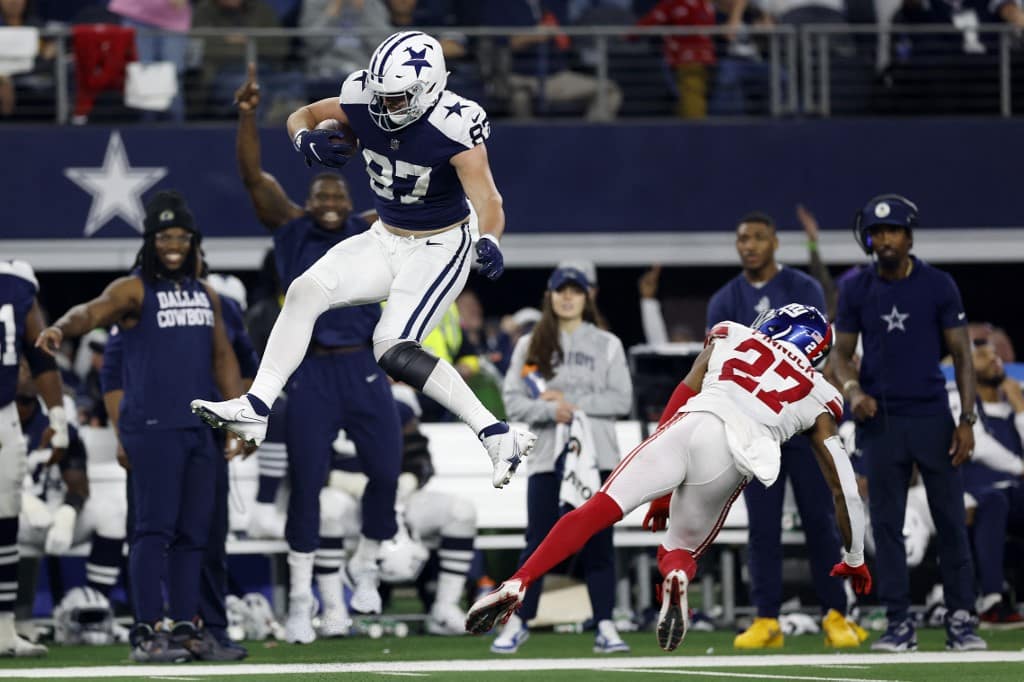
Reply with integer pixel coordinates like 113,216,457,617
402,46,432,77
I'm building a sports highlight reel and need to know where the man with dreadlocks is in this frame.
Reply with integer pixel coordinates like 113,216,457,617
36,190,244,663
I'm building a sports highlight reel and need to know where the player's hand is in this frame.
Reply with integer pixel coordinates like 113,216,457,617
830,560,872,595
949,422,975,467
225,434,257,460
642,493,671,532
35,326,63,356
235,62,260,112
116,442,131,471
796,203,820,243
554,401,575,424
294,128,353,169
44,504,77,555
638,264,661,299
38,428,65,465
475,234,504,280
849,391,878,421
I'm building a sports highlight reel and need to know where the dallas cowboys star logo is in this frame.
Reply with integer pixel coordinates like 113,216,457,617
881,304,909,332
444,101,466,119
402,46,432,77
64,131,167,236
754,296,771,317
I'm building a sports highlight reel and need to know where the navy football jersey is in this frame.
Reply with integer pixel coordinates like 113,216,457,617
339,71,489,231
707,266,827,330
118,275,217,430
273,215,380,347
0,261,39,406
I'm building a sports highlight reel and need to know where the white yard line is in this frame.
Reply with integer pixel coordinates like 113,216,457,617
609,667,906,682
0,651,1021,678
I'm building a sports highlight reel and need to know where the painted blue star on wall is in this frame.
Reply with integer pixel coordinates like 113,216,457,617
402,46,432,77
444,101,466,119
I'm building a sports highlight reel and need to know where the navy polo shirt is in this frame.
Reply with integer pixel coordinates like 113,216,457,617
836,256,966,416
707,266,826,329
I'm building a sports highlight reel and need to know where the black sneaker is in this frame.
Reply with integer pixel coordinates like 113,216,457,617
195,627,247,661
130,623,193,663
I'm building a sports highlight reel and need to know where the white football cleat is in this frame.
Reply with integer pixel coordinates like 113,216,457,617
0,634,47,658
348,559,382,615
426,602,467,636
465,579,525,635
284,593,317,644
481,426,536,488
656,569,690,652
318,606,352,638
190,396,268,448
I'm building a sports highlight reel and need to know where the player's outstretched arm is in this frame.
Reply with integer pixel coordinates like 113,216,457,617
809,413,872,594
36,277,143,355
236,62,303,230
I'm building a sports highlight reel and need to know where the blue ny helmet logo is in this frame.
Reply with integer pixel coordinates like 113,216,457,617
402,46,432,77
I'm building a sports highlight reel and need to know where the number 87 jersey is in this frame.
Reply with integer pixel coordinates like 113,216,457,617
340,69,491,232
680,321,844,483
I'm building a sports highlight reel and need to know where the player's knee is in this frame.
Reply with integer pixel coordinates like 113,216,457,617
284,271,332,316
375,340,438,391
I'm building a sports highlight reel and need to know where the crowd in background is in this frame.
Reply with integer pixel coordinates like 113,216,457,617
5,0,1024,121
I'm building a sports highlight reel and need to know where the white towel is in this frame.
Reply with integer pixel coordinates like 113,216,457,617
556,411,602,510
124,61,178,111
0,26,39,76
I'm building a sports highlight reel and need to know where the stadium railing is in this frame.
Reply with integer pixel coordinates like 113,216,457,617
4,23,1022,123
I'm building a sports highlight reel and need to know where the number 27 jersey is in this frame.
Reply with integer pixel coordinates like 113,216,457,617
339,71,491,232
680,321,843,484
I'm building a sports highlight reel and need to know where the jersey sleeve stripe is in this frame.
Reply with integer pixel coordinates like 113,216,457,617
826,398,843,421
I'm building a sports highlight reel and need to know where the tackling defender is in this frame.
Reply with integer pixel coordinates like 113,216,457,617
191,31,536,486
466,305,872,652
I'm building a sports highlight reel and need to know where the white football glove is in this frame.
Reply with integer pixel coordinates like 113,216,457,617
44,504,77,554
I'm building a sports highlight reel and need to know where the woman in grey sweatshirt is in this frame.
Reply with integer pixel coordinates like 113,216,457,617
491,266,633,655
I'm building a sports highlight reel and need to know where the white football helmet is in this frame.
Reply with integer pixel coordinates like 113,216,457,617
366,31,448,131
53,587,117,646
378,526,429,584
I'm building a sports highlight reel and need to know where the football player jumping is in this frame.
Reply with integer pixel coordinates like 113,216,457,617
192,31,536,489
465,305,872,652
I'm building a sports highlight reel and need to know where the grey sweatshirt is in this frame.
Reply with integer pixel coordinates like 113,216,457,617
503,322,633,473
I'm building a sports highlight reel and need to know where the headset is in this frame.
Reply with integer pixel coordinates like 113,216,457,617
852,193,919,255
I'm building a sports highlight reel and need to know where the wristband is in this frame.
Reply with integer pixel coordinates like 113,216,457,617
807,240,818,253
843,550,864,567
842,379,860,395
292,127,309,152
479,233,499,246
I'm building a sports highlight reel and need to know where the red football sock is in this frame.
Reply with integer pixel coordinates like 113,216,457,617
658,381,697,426
657,544,698,581
512,492,623,586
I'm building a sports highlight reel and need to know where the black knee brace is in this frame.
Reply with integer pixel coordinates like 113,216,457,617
377,341,439,390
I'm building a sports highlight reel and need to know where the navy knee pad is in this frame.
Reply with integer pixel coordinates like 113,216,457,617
377,341,439,390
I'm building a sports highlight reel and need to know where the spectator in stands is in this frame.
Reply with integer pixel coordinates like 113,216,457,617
0,0,56,119
108,0,191,122
707,211,862,649
480,0,622,120
193,0,293,118
495,265,633,654
386,0,483,99
948,340,1024,627
832,193,984,652
300,0,390,96
636,0,717,118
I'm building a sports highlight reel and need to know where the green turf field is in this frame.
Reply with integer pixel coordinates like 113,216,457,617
0,629,1021,681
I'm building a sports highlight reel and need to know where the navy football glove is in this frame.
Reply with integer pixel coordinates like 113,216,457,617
293,128,353,169
475,234,504,280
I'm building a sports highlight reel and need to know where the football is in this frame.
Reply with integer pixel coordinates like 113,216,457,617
315,118,357,153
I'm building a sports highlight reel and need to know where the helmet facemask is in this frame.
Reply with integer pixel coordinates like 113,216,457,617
369,80,435,132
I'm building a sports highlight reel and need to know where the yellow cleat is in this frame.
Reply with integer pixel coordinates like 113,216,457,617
823,609,862,648
848,617,869,643
734,618,784,649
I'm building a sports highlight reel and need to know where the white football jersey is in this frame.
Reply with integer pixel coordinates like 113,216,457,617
680,321,843,485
